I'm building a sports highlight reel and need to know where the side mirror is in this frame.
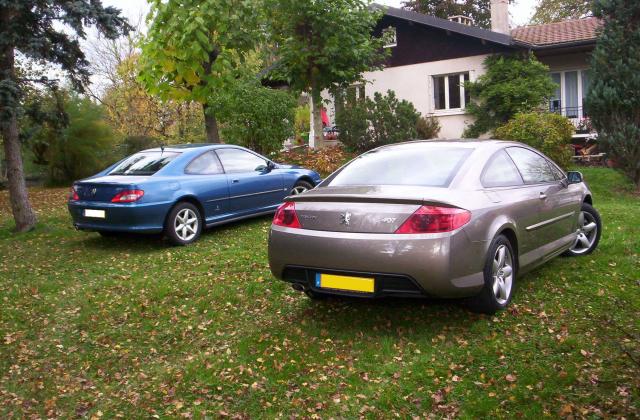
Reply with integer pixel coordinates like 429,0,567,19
567,171,583,184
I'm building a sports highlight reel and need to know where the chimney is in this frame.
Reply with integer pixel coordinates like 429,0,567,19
490,0,509,34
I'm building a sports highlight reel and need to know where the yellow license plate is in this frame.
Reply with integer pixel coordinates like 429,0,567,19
315,273,375,293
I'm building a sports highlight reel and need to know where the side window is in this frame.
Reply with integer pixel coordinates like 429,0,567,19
506,147,556,184
548,161,566,180
216,148,267,174
481,150,524,188
185,151,223,175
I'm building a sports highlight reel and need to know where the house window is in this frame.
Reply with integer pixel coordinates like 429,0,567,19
382,26,397,48
433,72,469,111
548,69,590,120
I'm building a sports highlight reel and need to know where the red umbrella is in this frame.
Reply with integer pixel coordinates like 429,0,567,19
321,107,330,127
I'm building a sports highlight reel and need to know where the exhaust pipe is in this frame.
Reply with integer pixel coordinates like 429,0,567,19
291,283,305,292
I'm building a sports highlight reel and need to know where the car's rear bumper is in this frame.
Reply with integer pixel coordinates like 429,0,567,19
268,225,486,298
67,200,169,233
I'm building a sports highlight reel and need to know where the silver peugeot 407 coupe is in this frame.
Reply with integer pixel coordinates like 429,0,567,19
268,140,601,314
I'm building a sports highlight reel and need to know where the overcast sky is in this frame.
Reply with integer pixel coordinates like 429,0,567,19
103,0,539,28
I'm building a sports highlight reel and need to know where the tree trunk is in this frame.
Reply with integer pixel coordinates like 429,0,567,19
310,88,324,149
0,39,37,231
202,103,221,143
1,114,37,232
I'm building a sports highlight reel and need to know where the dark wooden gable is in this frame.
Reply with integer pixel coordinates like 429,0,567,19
376,15,515,68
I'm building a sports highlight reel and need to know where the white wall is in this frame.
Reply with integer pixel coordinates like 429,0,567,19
324,54,491,140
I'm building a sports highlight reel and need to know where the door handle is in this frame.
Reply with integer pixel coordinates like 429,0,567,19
232,179,240,184
539,192,547,200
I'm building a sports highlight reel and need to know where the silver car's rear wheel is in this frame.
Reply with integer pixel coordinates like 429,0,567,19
492,245,514,305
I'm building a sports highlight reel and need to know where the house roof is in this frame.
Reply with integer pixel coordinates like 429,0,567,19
511,17,602,47
374,5,514,47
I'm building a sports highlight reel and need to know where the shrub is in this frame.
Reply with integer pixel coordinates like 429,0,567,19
463,53,557,137
495,112,575,168
294,105,310,144
47,97,118,184
337,90,420,152
585,0,640,190
416,115,441,139
274,146,355,177
216,81,296,155
121,136,162,156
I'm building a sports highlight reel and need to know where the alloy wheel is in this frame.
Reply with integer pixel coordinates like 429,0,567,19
174,208,198,241
569,211,598,254
291,186,308,195
492,244,514,305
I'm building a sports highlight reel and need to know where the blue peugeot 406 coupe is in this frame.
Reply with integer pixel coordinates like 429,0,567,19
68,144,322,245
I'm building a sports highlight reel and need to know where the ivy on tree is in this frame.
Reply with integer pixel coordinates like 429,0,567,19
585,0,640,189
0,0,130,232
265,0,385,148
139,0,262,144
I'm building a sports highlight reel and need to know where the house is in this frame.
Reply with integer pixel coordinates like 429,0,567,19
318,1,601,146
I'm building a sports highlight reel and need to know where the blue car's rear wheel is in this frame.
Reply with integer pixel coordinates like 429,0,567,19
165,202,202,246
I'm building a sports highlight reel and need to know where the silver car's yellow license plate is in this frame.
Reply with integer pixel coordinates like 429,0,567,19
315,273,374,293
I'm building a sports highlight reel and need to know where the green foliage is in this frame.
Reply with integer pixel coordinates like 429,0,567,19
495,112,575,168
47,97,117,184
294,105,310,144
337,90,420,152
121,136,162,156
531,0,592,23
402,0,491,28
416,115,441,139
215,81,296,155
266,0,384,96
585,0,640,188
463,53,557,138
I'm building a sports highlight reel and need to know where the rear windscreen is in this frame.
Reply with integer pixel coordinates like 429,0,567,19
328,145,473,188
109,151,179,176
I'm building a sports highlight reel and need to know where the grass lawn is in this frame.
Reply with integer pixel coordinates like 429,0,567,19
0,167,638,418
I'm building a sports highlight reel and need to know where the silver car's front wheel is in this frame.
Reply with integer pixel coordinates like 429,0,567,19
564,202,601,257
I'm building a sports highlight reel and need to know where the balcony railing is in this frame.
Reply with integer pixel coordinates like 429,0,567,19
549,105,595,134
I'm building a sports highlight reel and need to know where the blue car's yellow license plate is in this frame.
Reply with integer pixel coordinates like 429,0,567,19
315,273,375,293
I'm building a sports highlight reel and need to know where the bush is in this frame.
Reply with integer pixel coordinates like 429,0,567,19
416,115,441,139
121,135,162,156
47,96,118,184
216,81,296,155
495,112,575,168
294,105,310,144
337,90,420,152
274,146,355,177
463,53,557,137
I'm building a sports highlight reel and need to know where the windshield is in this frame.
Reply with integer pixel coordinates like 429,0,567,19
109,151,179,176
329,145,473,188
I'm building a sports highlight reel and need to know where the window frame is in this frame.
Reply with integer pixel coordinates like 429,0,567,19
480,149,525,189
184,150,225,175
548,69,590,119
432,72,470,112
382,26,397,48
214,147,269,174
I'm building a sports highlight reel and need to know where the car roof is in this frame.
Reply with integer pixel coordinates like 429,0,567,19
376,139,515,149
141,144,250,154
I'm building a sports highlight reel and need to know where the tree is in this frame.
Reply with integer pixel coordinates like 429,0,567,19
531,0,592,24
139,0,262,144
403,0,491,29
463,53,557,137
215,80,296,155
265,0,384,148
585,0,640,190
0,0,129,231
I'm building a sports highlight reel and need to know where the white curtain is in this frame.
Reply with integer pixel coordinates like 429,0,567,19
564,71,579,118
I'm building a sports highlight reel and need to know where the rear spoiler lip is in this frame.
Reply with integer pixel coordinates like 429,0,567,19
285,194,458,208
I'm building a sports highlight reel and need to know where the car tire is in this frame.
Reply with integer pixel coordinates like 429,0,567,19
290,180,314,196
468,234,516,315
563,202,601,257
164,202,203,246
